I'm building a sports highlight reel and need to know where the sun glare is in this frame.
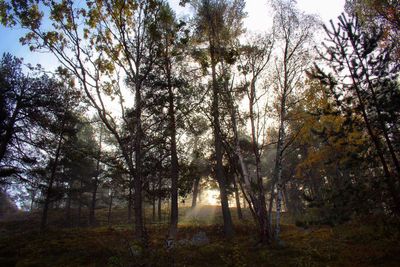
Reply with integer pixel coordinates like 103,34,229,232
203,189,220,206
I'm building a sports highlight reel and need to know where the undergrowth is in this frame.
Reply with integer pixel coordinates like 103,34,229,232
0,208,399,266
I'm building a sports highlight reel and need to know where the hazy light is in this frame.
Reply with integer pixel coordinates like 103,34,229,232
203,189,220,206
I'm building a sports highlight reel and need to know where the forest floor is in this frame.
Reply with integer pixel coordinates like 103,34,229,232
0,205,400,267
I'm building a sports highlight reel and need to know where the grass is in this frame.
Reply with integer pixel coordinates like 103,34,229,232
0,206,399,266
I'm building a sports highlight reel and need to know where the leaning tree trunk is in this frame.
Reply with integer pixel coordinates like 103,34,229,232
229,93,257,220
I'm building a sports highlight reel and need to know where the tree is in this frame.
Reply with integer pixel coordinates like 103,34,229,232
2,0,163,241
61,117,98,226
0,54,52,187
186,115,209,208
88,123,103,226
151,3,188,240
311,13,400,214
345,0,400,61
190,0,246,238
288,78,371,224
270,0,319,242
0,54,88,229
236,33,274,243
37,78,82,231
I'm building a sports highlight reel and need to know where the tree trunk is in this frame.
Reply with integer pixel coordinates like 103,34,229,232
134,80,144,241
89,126,103,226
65,186,72,226
78,180,83,227
268,181,275,229
227,82,257,222
128,183,133,223
158,175,162,221
249,80,270,244
30,189,36,212
210,45,234,238
274,100,286,243
108,191,113,226
40,129,64,232
158,195,162,222
233,175,243,220
166,47,179,240
226,74,260,234
152,183,156,222
351,38,400,178
332,24,400,214
346,57,400,213
192,176,200,208
89,178,98,226
0,100,20,164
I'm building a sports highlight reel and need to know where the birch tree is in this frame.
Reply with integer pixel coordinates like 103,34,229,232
232,34,275,243
270,0,319,242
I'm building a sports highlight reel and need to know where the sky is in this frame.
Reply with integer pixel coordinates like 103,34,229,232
0,0,346,70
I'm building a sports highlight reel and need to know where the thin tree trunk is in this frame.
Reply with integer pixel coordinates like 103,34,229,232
65,186,72,226
0,100,20,164
158,196,162,222
233,175,243,220
158,175,162,221
283,185,289,213
30,189,36,212
128,183,133,223
333,23,400,214
40,128,64,232
268,181,275,228
134,80,144,241
228,86,257,221
108,191,113,226
78,179,83,227
249,80,270,244
226,74,261,235
192,176,200,208
350,33,400,177
89,181,98,226
166,44,179,240
210,45,234,238
152,183,156,222
274,102,286,243
89,125,103,226
274,36,291,242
